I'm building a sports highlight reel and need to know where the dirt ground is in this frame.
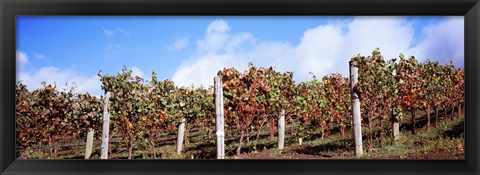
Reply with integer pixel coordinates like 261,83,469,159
231,146,464,160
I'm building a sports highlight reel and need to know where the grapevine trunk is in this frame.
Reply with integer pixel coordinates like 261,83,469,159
427,104,431,132
237,130,245,156
411,109,416,135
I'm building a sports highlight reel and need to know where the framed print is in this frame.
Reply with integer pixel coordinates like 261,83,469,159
1,0,479,175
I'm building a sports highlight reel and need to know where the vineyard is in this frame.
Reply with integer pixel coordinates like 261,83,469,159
16,48,464,159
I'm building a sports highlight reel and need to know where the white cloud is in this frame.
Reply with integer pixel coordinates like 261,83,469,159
130,66,144,78
330,16,415,76
294,24,345,79
17,66,103,96
16,51,29,65
103,27,130,37
207,20,231,34
407,17,464,68
197,20,231,54
173,17,462,87
34,52,45,59
172,54,245,87
171,36,190,51
225,32,255,53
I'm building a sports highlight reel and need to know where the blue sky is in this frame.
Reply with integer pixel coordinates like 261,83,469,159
16,16,464,96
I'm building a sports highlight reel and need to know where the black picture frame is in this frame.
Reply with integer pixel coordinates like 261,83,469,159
1,0,479,175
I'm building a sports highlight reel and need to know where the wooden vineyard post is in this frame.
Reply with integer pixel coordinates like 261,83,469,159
349,61,363,157
85,128,94,159
214,76,225,159
278,109,285,150
392,107,400,141
391,69,400,140
176,118,186,155
101,91,110,159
